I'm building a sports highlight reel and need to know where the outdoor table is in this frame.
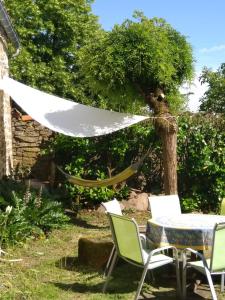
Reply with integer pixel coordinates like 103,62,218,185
146,214,225,252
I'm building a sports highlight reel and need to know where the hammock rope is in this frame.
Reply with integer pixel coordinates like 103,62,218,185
57,150,149,188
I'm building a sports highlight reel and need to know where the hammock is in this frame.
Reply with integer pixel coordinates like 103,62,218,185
57,153,148,187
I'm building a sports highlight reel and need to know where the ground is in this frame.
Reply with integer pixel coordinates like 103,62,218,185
0,210,224,299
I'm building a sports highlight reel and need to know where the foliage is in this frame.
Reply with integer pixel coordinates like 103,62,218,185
78,11,194,112
51,113,225,213
199,64,225,113
177,113,225,212
4,0,100,105
53,122,162,206
0,179,69,247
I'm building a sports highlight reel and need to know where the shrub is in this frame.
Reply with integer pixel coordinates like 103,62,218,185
177,113,225,212
52,122,162,207
0,179,69,247
48,113,225,213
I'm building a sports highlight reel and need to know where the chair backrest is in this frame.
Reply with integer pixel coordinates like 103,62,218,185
107,213,144,265
101,199,122,215
220,198,225,215
210,222,225,272
148,194,181,219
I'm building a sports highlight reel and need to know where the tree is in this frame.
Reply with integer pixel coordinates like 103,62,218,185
199,64,225,113
4,0,100,104
79,12,194,194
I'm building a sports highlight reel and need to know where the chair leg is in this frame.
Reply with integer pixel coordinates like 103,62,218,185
182,257,187,300
103,245,116,277
174,259,182,299
147,269,155,284
102,248,117,293
134,264,149,300
204,268,217,300
221,273,225,292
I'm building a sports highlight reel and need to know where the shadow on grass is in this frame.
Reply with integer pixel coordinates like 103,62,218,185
55,256,78,271
56,256,106,273
66,210,108,230
53,261,202,299
52,281,181,299
53,281,104,294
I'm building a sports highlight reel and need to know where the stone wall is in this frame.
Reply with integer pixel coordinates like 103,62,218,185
12,109,54,180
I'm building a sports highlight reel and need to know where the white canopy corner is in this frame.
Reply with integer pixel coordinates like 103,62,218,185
0,77,149,137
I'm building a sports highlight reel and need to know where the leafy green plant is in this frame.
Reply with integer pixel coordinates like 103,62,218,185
0,181,69,247
178,113,225,212
52,123,160,207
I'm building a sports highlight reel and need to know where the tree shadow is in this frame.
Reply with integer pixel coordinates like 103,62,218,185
69,216,108,230
55,256,107,273
53,261,203,298
64,209,109,230
54,257,215,299
55,256,78,271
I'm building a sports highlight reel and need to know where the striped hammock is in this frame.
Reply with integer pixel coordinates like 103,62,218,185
57,154,147,187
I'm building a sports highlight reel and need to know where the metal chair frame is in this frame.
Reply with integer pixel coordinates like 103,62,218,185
103,213,181,300
182,222,225,300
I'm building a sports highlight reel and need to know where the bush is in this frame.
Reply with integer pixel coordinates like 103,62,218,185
177,113,225,212
53,122,162,207
0,179,69,247
49,113,225,213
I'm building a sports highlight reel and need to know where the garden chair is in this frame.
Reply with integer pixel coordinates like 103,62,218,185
220,198,225,215
103,213,181,300
101,198,123,215
148,194,181,219
101,198,146,232
101,199,146,276
182,222,225,300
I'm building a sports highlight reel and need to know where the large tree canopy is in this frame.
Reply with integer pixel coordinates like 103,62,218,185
200,64,225,113
78,12,194,112
4,0,100,104
79,12,194,194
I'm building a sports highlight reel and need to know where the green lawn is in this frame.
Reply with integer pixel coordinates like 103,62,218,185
0,210,224,299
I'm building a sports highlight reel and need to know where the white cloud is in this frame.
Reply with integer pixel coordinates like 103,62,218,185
199,44,225,53
180,74,208,112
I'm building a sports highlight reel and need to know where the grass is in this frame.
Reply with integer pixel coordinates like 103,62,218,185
0,209,224,299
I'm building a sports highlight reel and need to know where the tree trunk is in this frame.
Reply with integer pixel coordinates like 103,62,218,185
145,89,178,194
160,130,177,194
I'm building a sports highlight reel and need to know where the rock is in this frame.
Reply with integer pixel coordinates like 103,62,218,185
78,237,113,269
96,205,106,213
123,192,149,211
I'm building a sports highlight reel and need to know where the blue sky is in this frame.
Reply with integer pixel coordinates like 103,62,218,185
92,0,225,110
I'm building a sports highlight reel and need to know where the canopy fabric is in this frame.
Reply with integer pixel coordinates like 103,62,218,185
0,77,149,137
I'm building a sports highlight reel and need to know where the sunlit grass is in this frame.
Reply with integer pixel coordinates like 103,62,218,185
0,210,224,299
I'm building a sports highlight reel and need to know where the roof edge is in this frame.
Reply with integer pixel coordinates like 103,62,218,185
0,1,20,50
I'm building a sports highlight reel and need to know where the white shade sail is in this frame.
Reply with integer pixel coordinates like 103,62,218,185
0,77,148,137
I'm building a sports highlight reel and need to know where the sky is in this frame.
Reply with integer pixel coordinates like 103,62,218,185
92,0,225,111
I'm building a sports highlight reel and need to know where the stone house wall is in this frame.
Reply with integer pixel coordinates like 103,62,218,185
0,27,13,177
12,109,54,180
